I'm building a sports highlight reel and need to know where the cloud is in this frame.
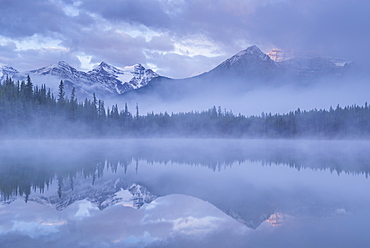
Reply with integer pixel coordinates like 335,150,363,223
146,51,225,78
1,0,370,78
0,0,70,38
172,216,223,236
248,0,370,63
0,42,17,63
80,0,256,47
62,28,149,67
0,45,80,71
81,0,173,30
80,0,370,63
147,35,174,52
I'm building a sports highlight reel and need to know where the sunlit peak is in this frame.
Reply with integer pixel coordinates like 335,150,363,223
267,48,295,62
266,213,284,226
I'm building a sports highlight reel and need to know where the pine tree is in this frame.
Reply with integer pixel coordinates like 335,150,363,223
25,75,33,100
70,87,76,103
136,103,139,120
69,87,77,121
57,80,65,105
98,100,106,119
124,103,129,116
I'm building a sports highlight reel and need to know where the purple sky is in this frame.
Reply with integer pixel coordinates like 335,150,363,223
0,0,369,78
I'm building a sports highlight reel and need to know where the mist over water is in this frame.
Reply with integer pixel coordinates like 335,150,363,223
0,139,370,247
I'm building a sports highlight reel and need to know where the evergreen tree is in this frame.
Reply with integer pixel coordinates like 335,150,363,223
69,87,77,121
136,103,139,120
57,80,65,105
25,75,33,100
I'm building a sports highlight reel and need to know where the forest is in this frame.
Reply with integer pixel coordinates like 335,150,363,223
0,76,369,138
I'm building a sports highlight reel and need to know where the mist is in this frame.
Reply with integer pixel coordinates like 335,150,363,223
116,78,370,117
66,67,370,123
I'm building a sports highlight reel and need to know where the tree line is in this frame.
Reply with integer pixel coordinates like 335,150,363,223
0,76,369,138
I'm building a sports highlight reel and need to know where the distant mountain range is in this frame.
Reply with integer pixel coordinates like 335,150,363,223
0,61,160,99
0,45,353,101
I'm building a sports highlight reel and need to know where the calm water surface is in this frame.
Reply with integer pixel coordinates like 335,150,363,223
0,139,369,248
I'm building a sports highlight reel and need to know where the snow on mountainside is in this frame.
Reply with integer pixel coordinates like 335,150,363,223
199,45,350,86
88,62,159,94
205,45,278,79
120,45,354,104
279,56,347,80
1,45,353,101
0,61,159,99
0,64,19,81
223,45,274,67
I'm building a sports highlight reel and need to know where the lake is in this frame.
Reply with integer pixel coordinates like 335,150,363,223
0,139,370,248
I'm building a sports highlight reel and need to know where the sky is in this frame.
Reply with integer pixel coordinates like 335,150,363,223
0,0,369,79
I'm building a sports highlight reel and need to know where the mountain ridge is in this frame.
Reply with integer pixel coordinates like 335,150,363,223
0,60,160,99
0,45,354,101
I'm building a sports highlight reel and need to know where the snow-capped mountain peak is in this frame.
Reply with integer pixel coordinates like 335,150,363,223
88,61,159,93
0,60,161,99
92,61,120,73
29,61,80,78
0,64,19,80
227,45,272,66
124,63,144,70
206,45,278,80
91,62,147,77
238,45,270,59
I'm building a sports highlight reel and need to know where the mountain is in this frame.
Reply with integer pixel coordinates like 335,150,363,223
279,56,348,81
121,45,352,103
89,62,159,94
0,61,160,99
202,45,348,83
203,45,279,80
0,45,353,103
0,64,19,80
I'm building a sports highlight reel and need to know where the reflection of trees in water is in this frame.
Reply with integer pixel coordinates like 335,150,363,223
0,153,140,202
1,142,370,201
0,163,53,202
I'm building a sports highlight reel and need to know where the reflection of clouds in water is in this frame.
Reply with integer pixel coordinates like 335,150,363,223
113,231,157,247
144,198,162,211
0,199,66,241
141,194,249,240
335,208,348,215
10,220,61,238
172,216,223,236
0,217,65,240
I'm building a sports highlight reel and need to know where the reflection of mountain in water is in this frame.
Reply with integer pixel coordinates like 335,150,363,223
29,178,156,211
0,140,368,229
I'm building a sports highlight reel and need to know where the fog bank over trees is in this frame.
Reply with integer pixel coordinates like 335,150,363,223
0,77,369,138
